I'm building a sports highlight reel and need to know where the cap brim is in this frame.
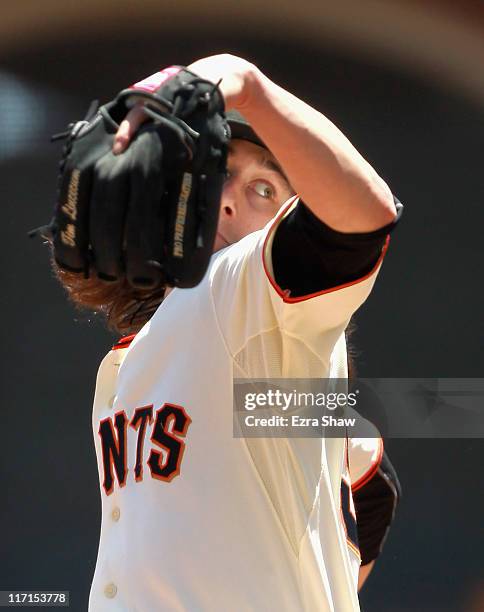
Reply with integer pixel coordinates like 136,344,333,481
226,110,266,149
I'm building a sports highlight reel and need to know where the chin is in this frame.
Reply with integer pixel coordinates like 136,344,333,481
214,234,232,252
213,242,229,254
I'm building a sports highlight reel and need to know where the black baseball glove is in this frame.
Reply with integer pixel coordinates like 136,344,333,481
37,67,230,289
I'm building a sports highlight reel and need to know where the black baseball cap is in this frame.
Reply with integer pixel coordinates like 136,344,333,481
226,110,267,149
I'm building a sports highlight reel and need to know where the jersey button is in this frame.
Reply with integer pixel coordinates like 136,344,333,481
104,583,117,599
111,507,121,522
108,395,116,409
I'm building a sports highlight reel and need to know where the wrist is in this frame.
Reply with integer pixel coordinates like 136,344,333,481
185,54,260,111
235,63,262,112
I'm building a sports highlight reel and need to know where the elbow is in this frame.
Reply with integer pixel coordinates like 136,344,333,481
369,176,398,229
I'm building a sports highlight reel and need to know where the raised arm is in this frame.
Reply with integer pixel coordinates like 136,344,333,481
115,54,396,233
187,54,396,232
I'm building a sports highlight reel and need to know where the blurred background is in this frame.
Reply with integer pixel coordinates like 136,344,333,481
1,1,483,610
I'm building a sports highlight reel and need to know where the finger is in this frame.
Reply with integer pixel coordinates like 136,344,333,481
113,103,148,155
125,131,165,288
125,129,166,288
164,170,223,288
90,150,130,280
53,160,93,273
52,117,114,274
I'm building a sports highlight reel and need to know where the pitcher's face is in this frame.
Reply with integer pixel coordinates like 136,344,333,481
214,139,294,252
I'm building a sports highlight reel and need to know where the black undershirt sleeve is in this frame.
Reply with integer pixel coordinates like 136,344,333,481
272,196,403,297
272,200,403,563
353,451,402,565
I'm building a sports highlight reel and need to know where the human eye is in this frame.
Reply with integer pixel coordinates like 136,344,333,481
251,180,275,200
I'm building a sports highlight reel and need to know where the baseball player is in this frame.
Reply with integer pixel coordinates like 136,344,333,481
47,54,403,610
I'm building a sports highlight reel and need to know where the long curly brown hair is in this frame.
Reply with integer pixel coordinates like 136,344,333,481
53,262,166,334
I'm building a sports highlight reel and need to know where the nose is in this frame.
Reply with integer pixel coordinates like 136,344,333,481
220,180,236,219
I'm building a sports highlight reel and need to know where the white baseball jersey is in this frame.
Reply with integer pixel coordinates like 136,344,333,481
89,197,389,611
348,433,384,493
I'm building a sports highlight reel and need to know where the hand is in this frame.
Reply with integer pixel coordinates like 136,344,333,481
186,53,256,110
113,54,257,155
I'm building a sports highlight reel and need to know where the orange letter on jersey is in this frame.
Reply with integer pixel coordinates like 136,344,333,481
130,405,154,482
98,410,129,495
148,404,191,483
